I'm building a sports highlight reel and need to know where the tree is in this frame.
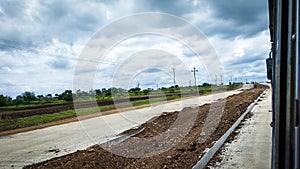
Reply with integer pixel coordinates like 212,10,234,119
46,94,52,98
13,95,23,106
6,95,12,104
128,87,141,96
58,90,73,101
0,95,8,106
202,82,211,87
22,91,37,104
37,95,44,100
89,89,95,96
168,87,175,93
95,89,102,96
109,87,127,97
104,88,112,97
142,89,150,95
16,95,23,100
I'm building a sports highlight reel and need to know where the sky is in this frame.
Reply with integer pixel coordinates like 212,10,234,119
0,0,270,98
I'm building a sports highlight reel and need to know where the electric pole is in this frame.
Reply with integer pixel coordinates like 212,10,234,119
137,81,140,97
172,67,176,87
220,74,223,86
191,67,198,87
215,74,218,86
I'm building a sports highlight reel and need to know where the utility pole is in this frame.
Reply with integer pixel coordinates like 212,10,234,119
172,67,176,87
220,74,223,86
191,67,198,87
215,74,218,86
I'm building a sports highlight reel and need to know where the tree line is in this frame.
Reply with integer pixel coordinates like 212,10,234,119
0,82,243,107
0,85,183,107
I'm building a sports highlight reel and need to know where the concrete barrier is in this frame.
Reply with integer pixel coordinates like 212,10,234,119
100,128,145,146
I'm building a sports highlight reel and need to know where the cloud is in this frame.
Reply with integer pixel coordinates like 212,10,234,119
0,0,115,45
0,66,12,72
207,0,267,26
144,68,161,73
0,0,270,97
186,0,269,39
49,58,71,69
133,0,197,16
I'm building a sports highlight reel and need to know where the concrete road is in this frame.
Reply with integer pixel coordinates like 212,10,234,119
0,85,253,168
212,88,272,169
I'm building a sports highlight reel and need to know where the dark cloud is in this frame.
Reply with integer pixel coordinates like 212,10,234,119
49,58,71,69
198,0,269,38
134,0,196,16
202,18,267,39
208,0,267,25
0,1,27,18
0,0,109,47
0,38,37,52
131,0,268,39
35,1,106,43
0,0,269,48
144,68,161,73
224,59,267,77
225,54,265,66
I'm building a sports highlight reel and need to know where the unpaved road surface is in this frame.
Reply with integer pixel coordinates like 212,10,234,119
0,85,254,169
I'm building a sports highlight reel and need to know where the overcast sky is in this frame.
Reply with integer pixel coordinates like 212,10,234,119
0,0,270,98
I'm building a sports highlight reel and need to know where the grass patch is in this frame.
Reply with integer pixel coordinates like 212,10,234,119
131,100,150,107
0,111,75,132
130,96,180,107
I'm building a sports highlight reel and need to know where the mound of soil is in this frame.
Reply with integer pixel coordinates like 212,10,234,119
24,84,268,169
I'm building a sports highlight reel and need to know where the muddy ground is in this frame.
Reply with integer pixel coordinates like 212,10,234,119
24,84,268,169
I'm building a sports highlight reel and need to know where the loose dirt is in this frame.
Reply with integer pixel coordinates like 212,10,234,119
24,84,268,169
